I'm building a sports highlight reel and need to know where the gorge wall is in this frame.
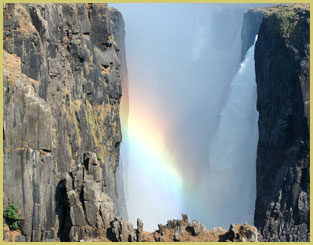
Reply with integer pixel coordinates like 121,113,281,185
3,3,127,241
253,4,310,242
242,4,310,242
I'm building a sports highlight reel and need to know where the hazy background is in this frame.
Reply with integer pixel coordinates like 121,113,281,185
111,3,267,231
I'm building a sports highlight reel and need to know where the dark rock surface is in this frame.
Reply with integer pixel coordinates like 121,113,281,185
241,8,265,61
3,3,127,241
253,4,310,242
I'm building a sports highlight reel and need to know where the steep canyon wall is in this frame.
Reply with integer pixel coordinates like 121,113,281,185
254,4,310,242
242,4,310,242
3,3,127,241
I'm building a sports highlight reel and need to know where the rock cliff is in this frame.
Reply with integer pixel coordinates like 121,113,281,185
240,8,264,61
3,3,126,241
253,4,310,241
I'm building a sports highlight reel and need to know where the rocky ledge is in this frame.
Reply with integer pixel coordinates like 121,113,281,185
4,214,258,242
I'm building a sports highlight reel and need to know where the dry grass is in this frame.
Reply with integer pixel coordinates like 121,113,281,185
15,4,37,34
3,224,22,242
4,51,40,89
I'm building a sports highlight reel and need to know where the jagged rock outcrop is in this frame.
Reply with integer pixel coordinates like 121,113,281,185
75,214,259,242
4,211,260,242
241,8,265,61
3,3,127,241
253,4,310,241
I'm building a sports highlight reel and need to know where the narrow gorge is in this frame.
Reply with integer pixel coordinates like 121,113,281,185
3,3,310,242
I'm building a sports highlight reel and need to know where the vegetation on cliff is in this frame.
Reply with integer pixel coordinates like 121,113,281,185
4,205,20,230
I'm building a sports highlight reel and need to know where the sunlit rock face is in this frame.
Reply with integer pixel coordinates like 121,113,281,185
3,3,127,241
253,4,310,242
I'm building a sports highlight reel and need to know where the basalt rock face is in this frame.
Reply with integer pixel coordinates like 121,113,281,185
253,4,310,241
3,3,127,241
240,8,265,61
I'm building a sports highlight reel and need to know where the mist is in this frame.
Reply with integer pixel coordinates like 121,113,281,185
111,3,266,231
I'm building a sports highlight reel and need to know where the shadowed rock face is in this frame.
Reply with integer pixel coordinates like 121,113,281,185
240,8,264,61
253,4,310,242
3,3,126,241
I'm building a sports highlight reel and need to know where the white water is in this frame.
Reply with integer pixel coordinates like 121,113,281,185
204,38,259,227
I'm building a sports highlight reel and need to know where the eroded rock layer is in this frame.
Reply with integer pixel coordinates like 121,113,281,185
3,3,126,241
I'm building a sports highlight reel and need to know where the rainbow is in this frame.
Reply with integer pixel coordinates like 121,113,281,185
120,84,184,226
121,91,183,194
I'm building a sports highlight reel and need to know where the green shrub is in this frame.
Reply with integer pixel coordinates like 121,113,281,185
4,204,20,230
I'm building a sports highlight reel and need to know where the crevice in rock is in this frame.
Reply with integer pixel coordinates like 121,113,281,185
55,179,72,242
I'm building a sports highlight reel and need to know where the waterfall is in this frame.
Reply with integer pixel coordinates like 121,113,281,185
204,37,259,227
